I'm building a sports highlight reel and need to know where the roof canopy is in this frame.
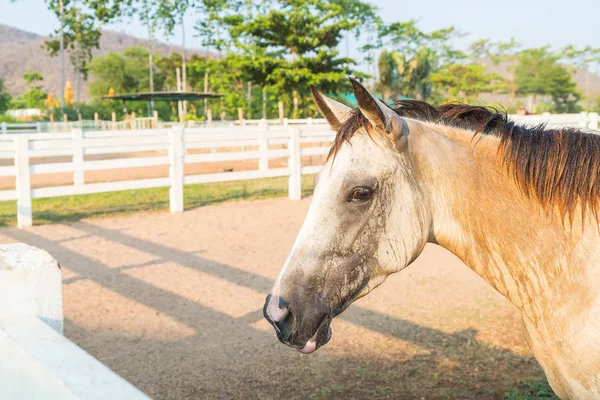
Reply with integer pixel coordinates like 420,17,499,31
103,91,223,102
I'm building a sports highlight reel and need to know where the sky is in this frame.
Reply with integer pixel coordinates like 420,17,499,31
2,0,599,60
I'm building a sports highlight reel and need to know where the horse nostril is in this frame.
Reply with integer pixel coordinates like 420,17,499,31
265,295,290,323
275,307,295,337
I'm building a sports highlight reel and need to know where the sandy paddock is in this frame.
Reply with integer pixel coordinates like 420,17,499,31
0,197,545,399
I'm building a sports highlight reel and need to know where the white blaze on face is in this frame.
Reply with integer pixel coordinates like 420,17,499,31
273,142,357,292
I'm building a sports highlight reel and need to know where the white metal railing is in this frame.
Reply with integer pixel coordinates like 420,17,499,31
0,122,335,228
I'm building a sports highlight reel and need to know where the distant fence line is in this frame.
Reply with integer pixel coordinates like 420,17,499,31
2,112,598,134
0,115,329,134
511,111,599,130
0,121,335,228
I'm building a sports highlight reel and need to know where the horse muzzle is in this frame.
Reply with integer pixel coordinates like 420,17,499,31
263,293,333,354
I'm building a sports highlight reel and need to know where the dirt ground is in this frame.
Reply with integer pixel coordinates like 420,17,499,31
0,197,546,399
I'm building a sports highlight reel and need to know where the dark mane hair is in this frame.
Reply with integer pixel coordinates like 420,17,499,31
330,100,600,222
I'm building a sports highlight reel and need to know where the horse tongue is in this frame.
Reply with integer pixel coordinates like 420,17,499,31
297,340,317,354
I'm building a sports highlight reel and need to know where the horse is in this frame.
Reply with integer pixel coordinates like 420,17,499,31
263,77,600,399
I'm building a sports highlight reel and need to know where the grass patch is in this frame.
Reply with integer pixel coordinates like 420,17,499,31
0,175,316,227
503,377,558,400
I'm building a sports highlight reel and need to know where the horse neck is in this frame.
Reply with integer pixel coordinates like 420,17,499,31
408,122,598,325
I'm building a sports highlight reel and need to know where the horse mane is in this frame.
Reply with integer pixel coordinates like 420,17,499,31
330,100,600,222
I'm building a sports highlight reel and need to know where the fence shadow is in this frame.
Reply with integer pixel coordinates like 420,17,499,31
2,223,548,399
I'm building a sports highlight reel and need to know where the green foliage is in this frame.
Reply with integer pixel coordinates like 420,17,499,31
32,0,593,114
377,47,433,101
0,78,11,114
515,47,581,112
10,72,48,109
431,63,504,103
0,114,18,123
88,47,169,118
375,20,463,102
503,377,558,400
22,72,44,84
563,45,600,110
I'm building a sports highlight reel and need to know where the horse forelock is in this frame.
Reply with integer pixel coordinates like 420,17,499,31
328,100,600,223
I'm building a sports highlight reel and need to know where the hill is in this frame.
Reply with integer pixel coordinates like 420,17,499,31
0,24,215,101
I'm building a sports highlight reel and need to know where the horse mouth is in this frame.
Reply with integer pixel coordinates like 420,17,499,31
293,317,333,354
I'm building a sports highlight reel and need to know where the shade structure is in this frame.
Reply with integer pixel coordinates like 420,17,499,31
103,91,223,102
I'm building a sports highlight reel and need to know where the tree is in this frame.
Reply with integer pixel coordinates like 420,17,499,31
479,38,522,105
375,20,463,102
516,47,580,112
376,47,433,102
431,63,503,103
222,0,377,117
11,72,48,109
563,45,600,110
0,78,11,114
89,47,168,117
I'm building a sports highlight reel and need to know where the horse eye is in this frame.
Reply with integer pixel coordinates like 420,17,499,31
350,187,373,202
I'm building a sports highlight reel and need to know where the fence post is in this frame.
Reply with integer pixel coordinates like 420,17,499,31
153,110,159,129
0,243,63,333
542,112,551,125
259,120,269,171
283,118,289,127
238,108,245,126
207,108,212,125
35,122,41,133
111,112,117,130
15,137,32,228
288,127,302,201
72,129,84,185
1,122,6,134
169,127,184,213
579,111,589,129
131,112,136,130
278,101,285,123
589,112,599,130
94,112,99,129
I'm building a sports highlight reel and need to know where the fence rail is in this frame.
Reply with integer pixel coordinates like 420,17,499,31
1,112,597,228
0,116,330,134
510,111,599,130
2,112,599,134
0,243,150,399
0,122,335,228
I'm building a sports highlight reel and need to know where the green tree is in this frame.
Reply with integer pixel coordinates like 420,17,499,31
11,72,48,109
88,47,168,117
431,63,503,103
563,45,600,110
481,38,522,104
0,78,11,114
516,47,581,112
375,20,463,102
376,47,433,101
222,0,377,117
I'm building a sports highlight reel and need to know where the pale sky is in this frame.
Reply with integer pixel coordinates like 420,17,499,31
2,0,599,57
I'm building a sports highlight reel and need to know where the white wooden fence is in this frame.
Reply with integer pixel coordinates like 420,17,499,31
0,243,150,399
1,117,330,134
0,122,335,228
510,112,599,130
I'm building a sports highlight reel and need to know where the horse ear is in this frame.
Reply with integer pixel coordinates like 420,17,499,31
311,85,352,131
349,76,396,133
